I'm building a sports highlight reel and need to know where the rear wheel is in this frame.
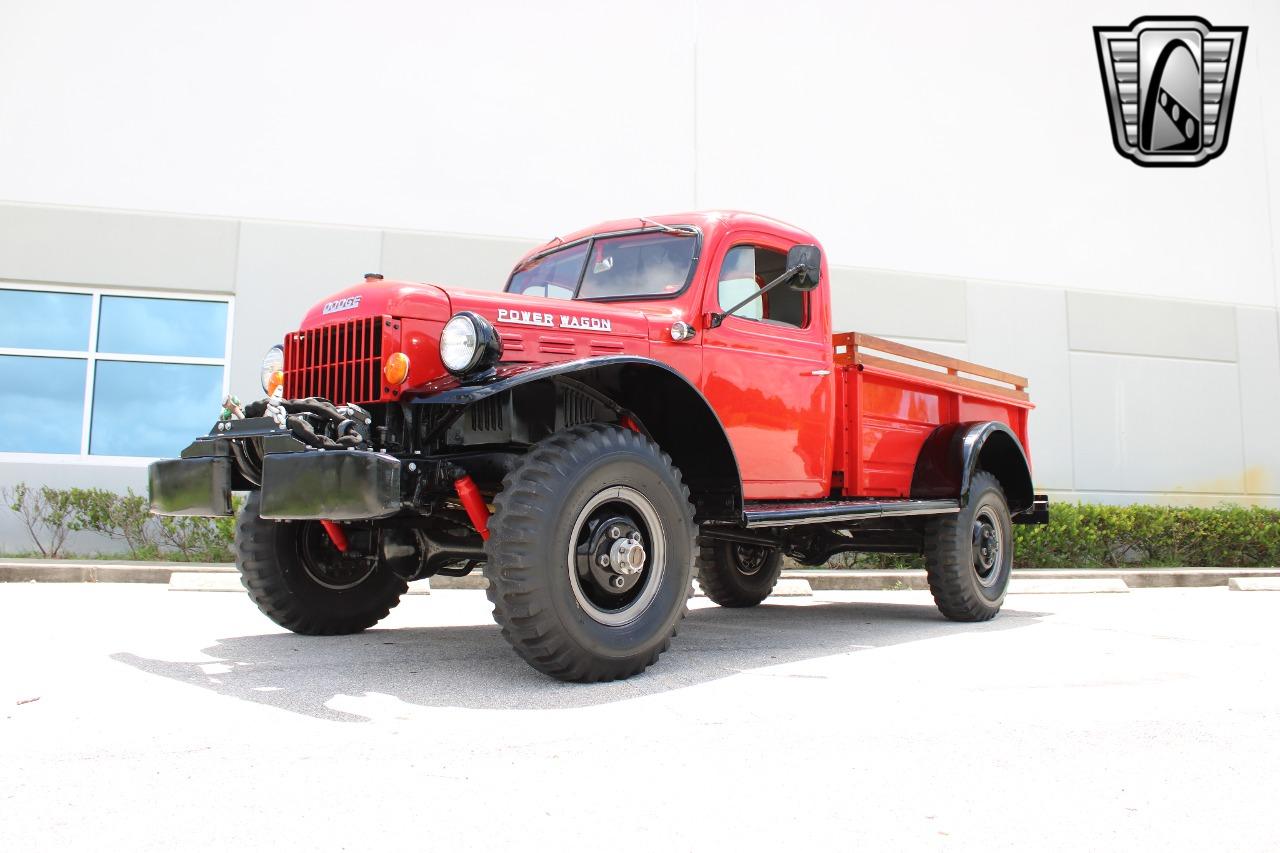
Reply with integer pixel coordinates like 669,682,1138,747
484,424,697,682
235,492,407,634
697,538,784,607
923,470,1012,621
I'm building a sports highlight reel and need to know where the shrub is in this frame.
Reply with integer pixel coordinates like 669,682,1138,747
2,483,75,558
153,496,242,562
65,487,159,559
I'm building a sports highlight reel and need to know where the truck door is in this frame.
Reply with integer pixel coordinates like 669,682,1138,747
699,235,834,500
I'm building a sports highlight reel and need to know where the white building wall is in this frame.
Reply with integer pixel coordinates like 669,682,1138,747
1,1,1278,550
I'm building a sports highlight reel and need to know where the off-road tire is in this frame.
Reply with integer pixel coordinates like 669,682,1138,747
923,470,1013,621
235,491,407,634
484,424,699,682
697,538,784,607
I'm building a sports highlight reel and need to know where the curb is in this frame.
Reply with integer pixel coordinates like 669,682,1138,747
788,567,1280,591
3,559,1280,591
1227,577,1280,592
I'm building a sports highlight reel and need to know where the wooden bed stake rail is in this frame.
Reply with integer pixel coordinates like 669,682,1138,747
833,332,1029,401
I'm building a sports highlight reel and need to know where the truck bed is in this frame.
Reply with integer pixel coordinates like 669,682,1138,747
831,332,1032,500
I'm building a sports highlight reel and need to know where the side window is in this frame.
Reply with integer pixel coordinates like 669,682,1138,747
716,245,807,328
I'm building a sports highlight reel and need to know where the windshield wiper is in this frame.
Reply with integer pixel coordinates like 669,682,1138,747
638,217,698,236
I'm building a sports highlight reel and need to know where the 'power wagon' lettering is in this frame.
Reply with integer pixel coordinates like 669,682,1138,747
497,308,611,332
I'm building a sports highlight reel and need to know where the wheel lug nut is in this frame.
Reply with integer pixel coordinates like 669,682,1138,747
609,526,621,539
611,575,625,588
599,554,610,567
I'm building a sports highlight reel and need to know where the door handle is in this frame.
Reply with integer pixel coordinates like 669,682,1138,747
805,370,832,376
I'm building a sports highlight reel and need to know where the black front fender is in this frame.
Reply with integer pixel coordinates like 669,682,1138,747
410,356,743,520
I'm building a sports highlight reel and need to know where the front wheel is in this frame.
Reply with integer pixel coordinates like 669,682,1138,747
484,424,698,682
923,470,1013,621
235,492,407,634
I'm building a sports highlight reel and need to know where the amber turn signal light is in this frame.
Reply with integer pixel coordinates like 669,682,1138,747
383,351,410,386
265,370,284,396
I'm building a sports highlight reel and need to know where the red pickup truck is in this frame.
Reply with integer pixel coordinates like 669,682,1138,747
150,211,1046,682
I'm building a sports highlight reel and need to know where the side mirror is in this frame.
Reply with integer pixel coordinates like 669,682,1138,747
786,244,822,290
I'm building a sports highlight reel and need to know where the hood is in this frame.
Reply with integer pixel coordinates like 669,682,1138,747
298,278,452,329
289,279,654,402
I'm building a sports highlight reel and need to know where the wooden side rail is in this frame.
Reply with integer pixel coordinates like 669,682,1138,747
833,332,1029,402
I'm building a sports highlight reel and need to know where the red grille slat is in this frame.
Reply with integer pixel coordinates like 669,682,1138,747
306,326,314,399
357,318,366,402
281,314,387,404
327,323,335,401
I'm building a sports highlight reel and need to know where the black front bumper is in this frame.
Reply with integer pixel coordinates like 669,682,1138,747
148,418,402,521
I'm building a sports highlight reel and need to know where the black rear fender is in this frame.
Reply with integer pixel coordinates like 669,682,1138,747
910,421,1035,514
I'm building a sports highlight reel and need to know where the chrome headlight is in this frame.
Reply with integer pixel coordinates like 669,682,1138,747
260,344,284,393
440,312,503,377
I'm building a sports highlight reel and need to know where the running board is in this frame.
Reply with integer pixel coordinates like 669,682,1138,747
740,498,960,528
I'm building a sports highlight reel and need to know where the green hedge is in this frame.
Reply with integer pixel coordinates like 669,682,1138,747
5,483,1280,567
1012,502,1280,568
823,502,1280,570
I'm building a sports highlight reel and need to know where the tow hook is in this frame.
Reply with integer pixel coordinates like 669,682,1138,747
454,474,491,540
319,520,349,553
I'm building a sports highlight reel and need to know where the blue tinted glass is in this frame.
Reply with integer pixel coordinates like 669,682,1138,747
97,297,228,358
0,289,92,350
0,356,86,453
90,361,222,457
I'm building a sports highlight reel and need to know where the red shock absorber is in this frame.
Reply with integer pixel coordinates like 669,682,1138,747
454,474,490,540
619,413,641,433
319,520,349,553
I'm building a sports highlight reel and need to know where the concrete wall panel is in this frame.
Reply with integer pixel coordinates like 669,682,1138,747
0,202,238,293
381,231,539,294
1069,352,1244,495
967,281,1074,490
230,221,383,398
829,267,966,342
1067,291,1238,362
1236,307,1280,496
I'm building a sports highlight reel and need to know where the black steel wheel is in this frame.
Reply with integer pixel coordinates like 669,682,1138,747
923,470,1013,621
235,492,406,635
484,424,699,682
696,538,784,607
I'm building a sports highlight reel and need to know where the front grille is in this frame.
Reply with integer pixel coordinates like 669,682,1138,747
283,315,387,404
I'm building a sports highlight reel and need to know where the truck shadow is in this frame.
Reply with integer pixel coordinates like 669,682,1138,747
111,599,1043,721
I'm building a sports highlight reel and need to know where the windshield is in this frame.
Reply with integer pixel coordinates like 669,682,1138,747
506,231,698,301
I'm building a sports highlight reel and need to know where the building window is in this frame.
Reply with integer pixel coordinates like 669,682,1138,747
0,285,231,460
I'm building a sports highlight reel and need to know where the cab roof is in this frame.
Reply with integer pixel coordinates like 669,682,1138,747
516,210,819,267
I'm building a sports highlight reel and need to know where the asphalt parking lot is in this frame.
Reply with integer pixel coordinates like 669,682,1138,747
2,583,1278,851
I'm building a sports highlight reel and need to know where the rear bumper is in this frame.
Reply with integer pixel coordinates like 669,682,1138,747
149,443,402,521
1014,494,1050,525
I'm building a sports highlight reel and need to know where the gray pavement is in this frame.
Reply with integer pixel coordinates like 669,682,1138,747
2,584,1278,851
